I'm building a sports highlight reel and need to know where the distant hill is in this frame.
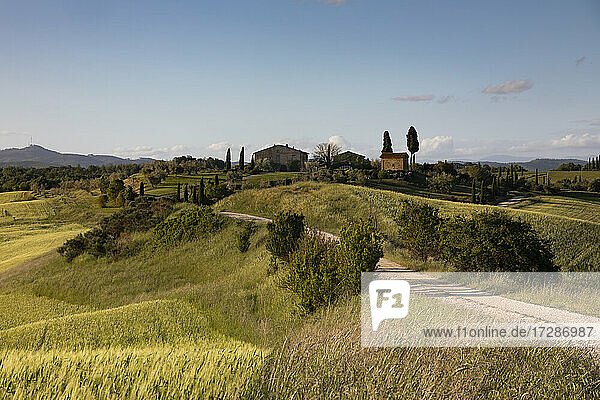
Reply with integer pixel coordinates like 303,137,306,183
477,158,587,171
0,145,154,168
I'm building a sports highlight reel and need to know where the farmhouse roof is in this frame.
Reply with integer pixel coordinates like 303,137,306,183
254,144,308,155
380,152,408,159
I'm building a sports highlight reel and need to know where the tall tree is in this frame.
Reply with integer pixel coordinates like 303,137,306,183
214,174,219,186
239,147,245,171
313,142,342,169
382,130,393,153
192,186,198,204
406,126,420,168
176,183,181,201
139,181,145,196
535,169,538,185
184,183,189,202
199,178,206,205
480,180,485,204
226,148,232,171
471,180,476,203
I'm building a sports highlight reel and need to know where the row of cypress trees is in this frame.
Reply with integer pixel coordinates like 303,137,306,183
225,147,246,171
174,174,221,205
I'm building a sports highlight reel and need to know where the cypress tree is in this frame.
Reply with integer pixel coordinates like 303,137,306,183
491,178,496,201
547,172,550,187
184,184,189,202
215,174,219,186
192,185,198,204
199,178,206,205
139,181,144,196
239,147,245,171
382,131,393,153
226,148,232,171
480,181,485,204
176,183,181,201
471,180,476,203
535,169,538,185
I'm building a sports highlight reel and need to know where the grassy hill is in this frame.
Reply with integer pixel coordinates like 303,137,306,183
0,187,599,397
216,182,600,271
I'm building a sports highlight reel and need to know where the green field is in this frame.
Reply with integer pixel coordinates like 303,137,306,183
217,182,600,271
506,192,600,224
0,186,599,397
0,190,116,273
523,170,600,183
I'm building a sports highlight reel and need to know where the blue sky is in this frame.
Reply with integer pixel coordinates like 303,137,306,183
0,0,599,161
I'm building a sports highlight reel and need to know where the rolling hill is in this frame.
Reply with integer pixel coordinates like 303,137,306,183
0,145,154,167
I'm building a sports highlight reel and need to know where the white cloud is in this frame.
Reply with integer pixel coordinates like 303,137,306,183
113,145,192,159
420,136,455,157
550,133,600,149
392,95,434,102
576,56,587,66
482,80,533,95
207,141,230,152
328,135,350,150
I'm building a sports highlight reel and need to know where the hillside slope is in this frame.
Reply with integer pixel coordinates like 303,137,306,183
216,182,600,271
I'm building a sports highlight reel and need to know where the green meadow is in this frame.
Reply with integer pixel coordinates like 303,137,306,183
0,183,597,398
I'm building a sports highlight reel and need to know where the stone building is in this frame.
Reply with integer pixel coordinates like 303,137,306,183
253,144,308,170
380,152,409,171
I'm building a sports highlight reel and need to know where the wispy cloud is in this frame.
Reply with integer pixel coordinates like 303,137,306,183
571,118,600,127
576,56,587,66
113,145,191,159
437,95,456,104
317,0,346,5
482,80,533,95
392,95,434,102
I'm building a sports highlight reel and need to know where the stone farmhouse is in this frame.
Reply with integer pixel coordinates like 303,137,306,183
380,151,409,171
253,144,308,170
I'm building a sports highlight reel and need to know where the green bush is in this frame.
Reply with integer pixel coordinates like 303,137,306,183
588,179,600,193
338,220,383,294
266,211,305,262
59,197,174,262
427,172,455,194
287,233,341,312
154,207,223,245
97,194,108,208
57,233,87,261
441,211,556,272
286,220,382,312
396,201,443,261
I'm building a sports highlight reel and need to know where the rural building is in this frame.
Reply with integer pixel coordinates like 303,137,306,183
380,152,409,171
253,144,308,170
334,151,368,169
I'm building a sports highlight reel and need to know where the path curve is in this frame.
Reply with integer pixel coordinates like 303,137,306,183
219,211,600,326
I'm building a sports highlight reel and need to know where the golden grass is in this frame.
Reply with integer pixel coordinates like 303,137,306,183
0,223,86,272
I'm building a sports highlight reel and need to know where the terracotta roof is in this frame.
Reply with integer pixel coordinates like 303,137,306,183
380,152,408,159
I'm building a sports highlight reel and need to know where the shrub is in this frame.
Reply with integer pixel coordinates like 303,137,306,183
396,201,443,261
236,222,255,253
57,234,87,261
427,172,455,194
287,233,341,312
154,207,223,245
338,220,383,294
107,179,125,201
441,211,556,272
377,170,388,179
115,192,125,207
589,179,600,193
97,194,108,208
266,211,305,262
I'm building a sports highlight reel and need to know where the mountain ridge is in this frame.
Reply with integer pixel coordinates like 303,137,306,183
0,145,154,168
